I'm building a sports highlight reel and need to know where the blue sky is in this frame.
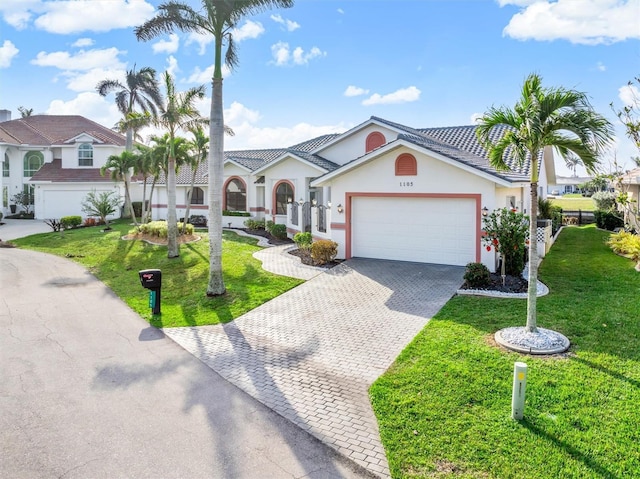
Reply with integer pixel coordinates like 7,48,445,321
1,0,639,177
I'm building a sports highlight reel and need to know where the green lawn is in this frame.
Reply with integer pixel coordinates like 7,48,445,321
12,220,302,328
549,196,595,211
371,226,640,478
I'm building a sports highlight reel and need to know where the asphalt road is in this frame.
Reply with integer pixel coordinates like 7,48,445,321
0,247,373,479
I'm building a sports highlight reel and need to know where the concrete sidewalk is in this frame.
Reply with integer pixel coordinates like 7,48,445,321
0,247,372,479
0,218,50,241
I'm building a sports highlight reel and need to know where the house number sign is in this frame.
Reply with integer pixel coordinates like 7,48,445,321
399,181,414,187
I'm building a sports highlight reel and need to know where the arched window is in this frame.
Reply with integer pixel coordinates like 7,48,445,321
3,152,9,177
395,153,417,176
224,178,246,211
274,181,293,215
23,151,44,177
190,187,204,205
78,143,93,166
365,131,386,153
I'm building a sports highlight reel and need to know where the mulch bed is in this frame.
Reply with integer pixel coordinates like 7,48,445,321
287,248,343,269
460,273,528,293
241,228,293,246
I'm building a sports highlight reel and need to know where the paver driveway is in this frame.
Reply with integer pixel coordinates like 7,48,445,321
165,258,465,478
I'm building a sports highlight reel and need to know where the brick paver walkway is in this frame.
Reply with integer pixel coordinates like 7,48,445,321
165,252,463,478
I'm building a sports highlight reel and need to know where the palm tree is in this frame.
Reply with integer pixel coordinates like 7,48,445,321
565,153,583,177
101,151,140,224
153,72,206,258
97,66,163,221
18,106,33,118
135,0,294,294
96,66,163,151
477,73,613,337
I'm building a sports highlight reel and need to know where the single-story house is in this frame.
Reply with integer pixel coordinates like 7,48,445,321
150,116,556,271
0,110,127,220
616,167,640,228
547,175,592,195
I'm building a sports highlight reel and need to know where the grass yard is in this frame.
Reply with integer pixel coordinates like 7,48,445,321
549,196,595,211
371,225,640,478
12,220,302,328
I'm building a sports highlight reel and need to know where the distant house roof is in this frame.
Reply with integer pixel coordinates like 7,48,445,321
29,159,113,183
552,175,592,186
0,115,125,147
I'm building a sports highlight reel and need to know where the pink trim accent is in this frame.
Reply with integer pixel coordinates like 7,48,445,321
330,223,346,230
250,206,265,212
272,180,295,216
365,131,385,153
223,176,247,211
344,192,482,262
395,153,417,176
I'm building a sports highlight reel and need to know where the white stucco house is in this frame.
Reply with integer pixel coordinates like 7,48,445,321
151,116,555,271
0,110,127,220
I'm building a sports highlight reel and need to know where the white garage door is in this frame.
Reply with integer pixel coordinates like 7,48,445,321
351,196,476,266
41,189,118,219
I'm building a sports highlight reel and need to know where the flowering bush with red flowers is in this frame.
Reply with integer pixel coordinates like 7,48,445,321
482,207,529,275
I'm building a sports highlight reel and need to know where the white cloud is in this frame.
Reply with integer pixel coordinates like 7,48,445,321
33,0,155,34
0,0,42,30
500,0,640,45
337,8,345,14
470,113,484,124
270,14,300,32
0,40,19,68
166,55,180,78
31,47,126,71
619,83,640,107
152,34,180,54
46,91,120,128
362,86,421,106
271,42,326,66
186,63,230,84
232,20,266,41
596,61,606,72
186,32,212,56
64,67,126,92
72,38,94,48
344,85,369,97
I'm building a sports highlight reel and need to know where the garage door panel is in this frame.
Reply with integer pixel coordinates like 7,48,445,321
351,197,476,266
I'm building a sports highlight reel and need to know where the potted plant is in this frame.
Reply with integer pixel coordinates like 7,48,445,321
9,204,16,214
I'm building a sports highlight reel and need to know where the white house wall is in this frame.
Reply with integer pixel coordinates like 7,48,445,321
322,146,498,270
316,124,398,165
34,183,123,220
59,144,122,169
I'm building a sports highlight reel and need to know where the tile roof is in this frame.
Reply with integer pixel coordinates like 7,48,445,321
29,159,114,183
0,115,125,146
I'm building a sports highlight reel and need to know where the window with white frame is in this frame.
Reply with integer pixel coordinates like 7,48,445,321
23,151,44,177
3,153,9,177
78,143,93,167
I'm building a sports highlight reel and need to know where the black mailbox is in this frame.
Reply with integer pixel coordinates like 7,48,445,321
139,269,162,289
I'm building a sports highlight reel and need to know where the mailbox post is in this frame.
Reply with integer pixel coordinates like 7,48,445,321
138,269,161,315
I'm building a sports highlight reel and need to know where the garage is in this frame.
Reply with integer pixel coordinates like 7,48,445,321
37,188,118,220
350,195,478,266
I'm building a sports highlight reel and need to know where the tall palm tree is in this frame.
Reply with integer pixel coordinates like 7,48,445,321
101,150,140,224
97,66,162,220
96,66,163,151
477,73,613,334
154,72,206,258
135,0,294,294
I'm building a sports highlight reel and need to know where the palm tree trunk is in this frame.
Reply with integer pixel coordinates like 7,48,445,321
207,75,226,296
167,156,179,258
182,169,197,234
141,177,148,224
149,177,157,221
526,181,539,333
124,172,138,226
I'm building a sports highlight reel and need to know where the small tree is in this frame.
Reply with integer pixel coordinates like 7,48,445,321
81,190,121,229
482,208,530,276
11,191,34,215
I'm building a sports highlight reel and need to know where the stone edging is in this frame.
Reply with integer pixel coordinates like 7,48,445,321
457,280,549,298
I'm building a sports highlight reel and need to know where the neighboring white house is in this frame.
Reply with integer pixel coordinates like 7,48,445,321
150,116,556,271
0,111,127,220
547,175,592,195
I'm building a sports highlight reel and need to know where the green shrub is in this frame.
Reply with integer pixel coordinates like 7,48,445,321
482,208,529,276
223,210,251,217
594,209,624,231
244,218,265,230
607,231,640,261
592,191,617,211
60,215,82,229
550,205,563,235
311,239,338,265
265,220,275,234
463,262,491,288
136,220,193,238
270,223,287,239
294,232,313,250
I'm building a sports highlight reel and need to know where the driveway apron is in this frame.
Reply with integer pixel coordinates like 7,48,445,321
165,258,465,478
